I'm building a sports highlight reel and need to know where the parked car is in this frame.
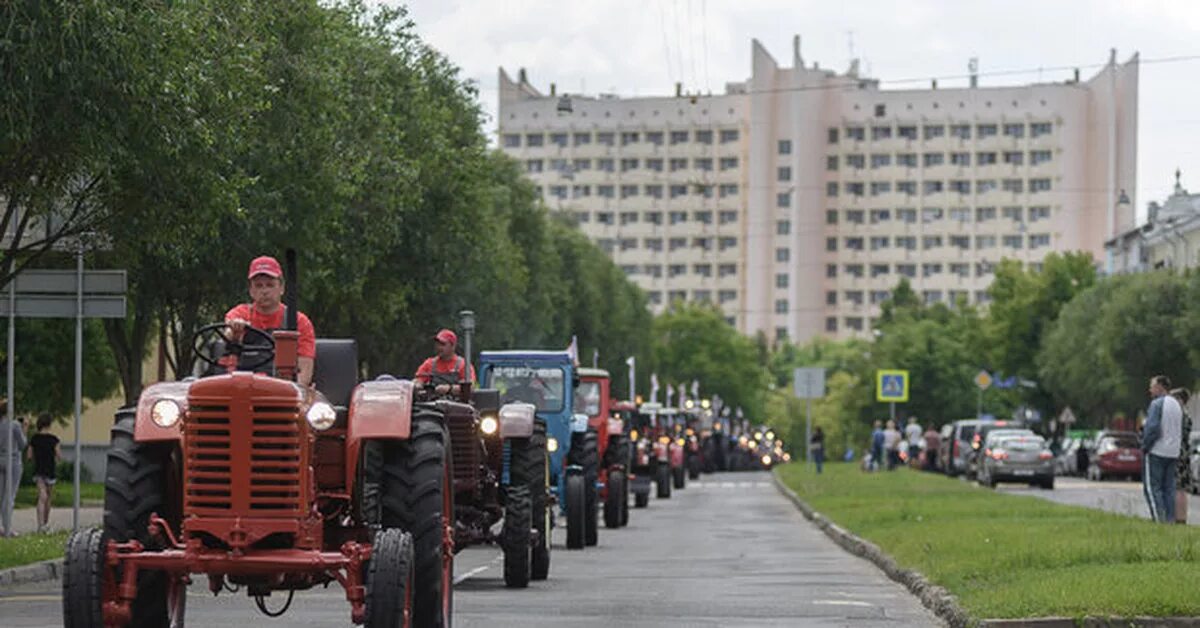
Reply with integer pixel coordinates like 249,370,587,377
1054,437,1082,477
944,419,987,477
965,422,1029,479
1186,432,1200,494
977,433,1055,489
1086,431,1142,481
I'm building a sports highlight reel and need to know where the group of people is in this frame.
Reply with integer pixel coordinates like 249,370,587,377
0,408,62,537
1142,375,1193,524
865,417,940,472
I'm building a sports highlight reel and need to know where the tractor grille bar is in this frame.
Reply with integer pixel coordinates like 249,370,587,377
447,414,478,491
184,396,305,517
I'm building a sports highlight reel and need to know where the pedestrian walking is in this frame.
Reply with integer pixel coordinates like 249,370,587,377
883,420,901,471
1142,375,1182,523
0,406,27,537
904,417,922,465
869,420,884,472
810,427,826,474
923,424,941,471
27,414,60,533
1171,388,1192,524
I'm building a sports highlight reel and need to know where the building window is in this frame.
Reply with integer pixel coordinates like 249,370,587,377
573,132,593,146
720,129,739,143
1003,123,1025,138
846,154,865,170
503,134,521,147
779,139,792,154
669,185,687,199
597,185,615,199
870,264,889,278
718,237,737,251
573,158,592,171
776,220,791,235
774,299,789,314
826,209,838,224
719,263,737,277
826,264,837,278
776,273,789,289
549,158,569,172
898,126,917,140
621,158,639,172
921,207,943,222
977,179,997,193
550,133,568,147
846,182,865,196
897,153,917,168
950,235,970,250
826,155,839,171
1029,206,1050,222
871,153,891,169
668,158,687,172
976,261,994,277
597,132,615,146
670,130,689,144
872,125,893,140
896,236,917,250
719,290,737,304
895,208,916,223
669,237,686,251
977,124,998,138
645,211,663,225
619,238,637,251
647,291,662,305
874,104,887,117
870,236,889,251
696,130,714,144
845,126,864,141
896,264,916,278
977,151,998,166
826,291,837,306
597,158,615,172
1003,235,1023,249
645,184,663,199
778,166,792,181
924,125,945,140
845,264,864,278
526,133,545,147
922,263,943,277
693,158,712,172
871,290,891,304
668,264,686,277
1031,150,1052,166
777,247,792,261
923,235,943,249
720,157,738,170
976,206,996,221
950,124,971,139
1002,179,1024,193
619,131,638,146
845,317,864,332
1030,233,1051,248
669,210,687,225
644,265,662,278
950,180,971,194
825,237,837,252
870,182,892,196
825,317,838,332
923,290,943,304
718,184,739,198
870,209,891,223
976,235,996,249
828,128,840,143
845,237,864,251
950,152,970,166
846,209,865,224
668,289,687,302
975,291,992,304
1001,206,1022,221
598,238,615,253
949,207,971,222
526,159,544,173
923,180,944,195
620,211,638,225
950,263,969,277
1030,178,1052,193
777,193,791,208
719,210,738,224
597,211,614,225
1031,122,1052,138
693,263,713,277
644,238,663,252
549,185,567,199
826,182,838,197
646,131,664,145
576,211,591,223
1003,151,1024,165
923,152,945,167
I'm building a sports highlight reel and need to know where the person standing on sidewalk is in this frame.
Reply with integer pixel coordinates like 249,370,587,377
0,406,27,537
904,417,923,467
27,414,60,533
1171,388,1192,524
869,420,884,472
1142,375,1182,523
923,424,941,471
883,420,902,471
810,427,826,474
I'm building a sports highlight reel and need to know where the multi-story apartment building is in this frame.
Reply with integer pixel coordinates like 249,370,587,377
499,37,1138,344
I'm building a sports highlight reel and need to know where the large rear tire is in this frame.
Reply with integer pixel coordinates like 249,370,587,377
619,472,630,526
66,411,179,628
570,430,600,547
502,484,531,588
364,528,414,628
634,490,649,508
604,470,625,529
524,423,551,580
688,456,701,480
673,465,686,489
381,408,453,628
565,472,586,550
656,464,671,499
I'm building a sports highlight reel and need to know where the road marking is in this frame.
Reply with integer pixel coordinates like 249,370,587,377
813,599,875,607
453,555,502,585
0,594,59,603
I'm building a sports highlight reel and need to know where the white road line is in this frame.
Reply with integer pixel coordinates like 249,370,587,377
453,565,491,584
813,600,875,607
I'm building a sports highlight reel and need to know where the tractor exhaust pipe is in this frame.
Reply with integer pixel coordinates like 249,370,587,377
284,249,298,331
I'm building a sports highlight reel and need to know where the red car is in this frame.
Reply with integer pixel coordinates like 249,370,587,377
1086,431,1142,481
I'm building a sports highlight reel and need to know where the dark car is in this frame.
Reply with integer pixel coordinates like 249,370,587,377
1086,431,1142,481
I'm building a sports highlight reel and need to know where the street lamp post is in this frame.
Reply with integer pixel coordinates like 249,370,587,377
458,310,475,380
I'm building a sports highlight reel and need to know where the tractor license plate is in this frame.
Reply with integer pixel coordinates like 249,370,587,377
1118,455,1136,461
1013,469,1034,476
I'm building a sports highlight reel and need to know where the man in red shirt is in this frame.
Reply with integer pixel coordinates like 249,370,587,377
225,255,316,386
415,329,475,395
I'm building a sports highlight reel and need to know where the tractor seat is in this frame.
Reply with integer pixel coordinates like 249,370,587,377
312,339,359,426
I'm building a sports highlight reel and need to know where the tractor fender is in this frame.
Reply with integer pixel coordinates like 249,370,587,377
498,402,536,439
134,381,192,443
345,378,414,491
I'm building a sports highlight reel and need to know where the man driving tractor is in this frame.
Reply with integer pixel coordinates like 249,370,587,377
224,255,316,386
414,328,476,395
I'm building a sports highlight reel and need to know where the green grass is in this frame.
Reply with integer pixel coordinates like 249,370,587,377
0,530,69,571
14,483,104,509
776,463,1200,619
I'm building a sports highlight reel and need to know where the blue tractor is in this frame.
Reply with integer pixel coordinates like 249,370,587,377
478,351,599,567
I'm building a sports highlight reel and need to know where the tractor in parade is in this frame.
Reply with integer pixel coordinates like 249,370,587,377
478,351,598,553
629,402,684,499
614,400,653,508
63,252,442,628
678,404,706,480
575,368,630,529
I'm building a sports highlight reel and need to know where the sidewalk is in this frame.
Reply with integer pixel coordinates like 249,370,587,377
8,506,102,536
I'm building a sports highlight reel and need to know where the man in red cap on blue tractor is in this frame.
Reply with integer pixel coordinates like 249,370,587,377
224,255,317,386
414,329,475,396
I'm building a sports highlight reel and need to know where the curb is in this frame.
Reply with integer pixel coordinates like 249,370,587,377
770,473,970,627
771,473,1200,628
0,558,60,587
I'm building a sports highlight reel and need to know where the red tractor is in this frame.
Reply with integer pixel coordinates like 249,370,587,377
574,369,630,530
615,402,652,508
630,403,684,498
64,255,447,627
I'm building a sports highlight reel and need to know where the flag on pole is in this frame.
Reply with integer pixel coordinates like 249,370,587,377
593,348,600,368
677,383,686,407
650,373,660,404
566,335,579,366
690,380,699,399
665,383,673,407
625,356,636,403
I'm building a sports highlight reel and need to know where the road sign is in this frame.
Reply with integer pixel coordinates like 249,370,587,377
974,370,993,390
792,367,826,399
875,369,909,403
0,295,125,318
1058,406,1076,425
13,270,125,295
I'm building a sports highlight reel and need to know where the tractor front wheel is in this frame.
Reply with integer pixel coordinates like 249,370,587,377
502,484,532,588
364,528,414,628
565,472,586,550
634,490,649,508
656,464,671,499
673,465,686,490
522,423,551,580
604,470,625,529
688,456,701,480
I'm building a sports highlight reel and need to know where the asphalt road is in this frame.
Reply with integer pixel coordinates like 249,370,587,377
1,471,940,627
997,474,1200,524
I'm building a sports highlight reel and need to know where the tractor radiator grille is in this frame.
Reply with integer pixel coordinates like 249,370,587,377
183,399,305,516
447,414,478,491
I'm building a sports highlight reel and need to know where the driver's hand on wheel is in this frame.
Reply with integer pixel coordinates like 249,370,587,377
434,384,452,395
225,318,249,341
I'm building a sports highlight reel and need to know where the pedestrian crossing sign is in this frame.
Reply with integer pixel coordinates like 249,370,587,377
876,369,909,403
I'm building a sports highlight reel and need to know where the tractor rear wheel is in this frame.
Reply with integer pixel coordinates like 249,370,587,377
619,472,630,526
565,472,586,550
604,470,625,529
673,465,686,489
364,528,414,628
688,456,701,480
634,490,649,508
518,423,551,580
502,483,531,588
656,464,671,499
569,430,600,547
66,411,180,628
380,407,453,628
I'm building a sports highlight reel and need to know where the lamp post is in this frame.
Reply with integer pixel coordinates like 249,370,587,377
458,310,475,379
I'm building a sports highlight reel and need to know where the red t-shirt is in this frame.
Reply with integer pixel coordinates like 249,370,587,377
415,355,476,383
224,304,316,358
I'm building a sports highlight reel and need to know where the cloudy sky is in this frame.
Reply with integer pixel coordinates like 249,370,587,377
396,0,1200,220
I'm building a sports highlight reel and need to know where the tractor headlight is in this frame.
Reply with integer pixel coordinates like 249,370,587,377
676,438,685,447
151,399,182,428
306,402,337,431
761,455,771,466
480,415,499,435
630,429,638,441
547,437,559,453
766,431,775,441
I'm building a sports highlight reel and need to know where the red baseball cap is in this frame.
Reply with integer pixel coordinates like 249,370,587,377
435,329,457,346
247,255,283,279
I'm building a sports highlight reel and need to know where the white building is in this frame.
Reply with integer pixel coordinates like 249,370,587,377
1107,171,1200,274
499,37,1138,344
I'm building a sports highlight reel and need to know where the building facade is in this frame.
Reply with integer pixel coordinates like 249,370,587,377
1106,171,1200,274
499,37,1138,344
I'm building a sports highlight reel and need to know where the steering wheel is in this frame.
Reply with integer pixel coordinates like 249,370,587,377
192,322,276,371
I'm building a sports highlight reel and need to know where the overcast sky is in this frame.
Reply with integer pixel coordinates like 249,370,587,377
396,0,1200,221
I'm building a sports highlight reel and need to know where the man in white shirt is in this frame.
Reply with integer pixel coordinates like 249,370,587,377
1142,375,1182,523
